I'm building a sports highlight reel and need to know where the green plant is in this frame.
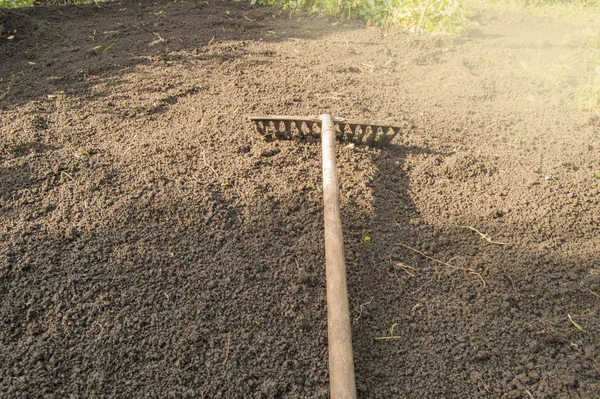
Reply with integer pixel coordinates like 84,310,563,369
1,0,106,7
375,322,402,340
250,0,467,33
567,313,586,332
484,0,599,6
0,0,36,7
575,63,600,115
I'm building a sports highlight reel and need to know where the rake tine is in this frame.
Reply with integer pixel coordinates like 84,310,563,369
288,121,297,138
335,123,344,141
375,127,388,148
354,125,366,145
373,126,386,148
254,120,264,135
311,122,321,138
248,115,401,148
346,124,356,143
365,126,377,146
296,121,306,138
283,121,292,139
271,120,285,139
255,120,273,141
381,127,399,146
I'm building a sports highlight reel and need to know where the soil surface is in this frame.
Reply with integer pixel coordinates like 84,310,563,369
1,0,600,398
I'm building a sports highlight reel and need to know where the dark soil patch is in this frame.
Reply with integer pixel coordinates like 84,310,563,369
1,0,599,398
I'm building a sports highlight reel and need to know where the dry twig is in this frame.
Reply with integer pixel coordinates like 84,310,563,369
223,335,231,366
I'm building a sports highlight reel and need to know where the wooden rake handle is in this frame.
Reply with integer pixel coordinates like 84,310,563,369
321,114,357,399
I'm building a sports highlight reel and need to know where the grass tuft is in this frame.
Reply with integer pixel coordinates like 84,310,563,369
0,0,35,7
251,0,468,33
575,82,600,115
0,0,106,7
504,0,599,5
574,62,600,115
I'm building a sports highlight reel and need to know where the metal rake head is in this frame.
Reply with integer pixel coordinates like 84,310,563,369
248,115,401,148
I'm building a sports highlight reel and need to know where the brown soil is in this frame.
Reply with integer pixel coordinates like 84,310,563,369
1,0,599,398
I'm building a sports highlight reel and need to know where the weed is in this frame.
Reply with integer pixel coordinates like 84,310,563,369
0,0,107,8
460,225,511,245
375,322,402,340
567,313,586,332
0,0,35,7
491,0,600,117
595,171,600,179
492,0,599,6
103,41,116,52
251,0,467,33
574,64,600,115
74,147,90,159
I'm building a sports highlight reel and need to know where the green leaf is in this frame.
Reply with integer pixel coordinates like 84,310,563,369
568,314,585,332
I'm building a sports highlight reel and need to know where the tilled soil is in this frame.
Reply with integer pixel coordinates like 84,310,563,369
1,0,599,397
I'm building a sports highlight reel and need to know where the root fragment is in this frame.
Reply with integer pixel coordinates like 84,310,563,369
394,241,486,287
395,262,417,277
354,296,374,322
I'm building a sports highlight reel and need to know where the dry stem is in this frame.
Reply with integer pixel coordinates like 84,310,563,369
460,225,511,245
354,296,374,322
395,262,417,277
394,241,486,287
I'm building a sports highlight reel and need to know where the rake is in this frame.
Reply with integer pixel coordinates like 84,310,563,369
249,114,402,399
249,115,401,148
